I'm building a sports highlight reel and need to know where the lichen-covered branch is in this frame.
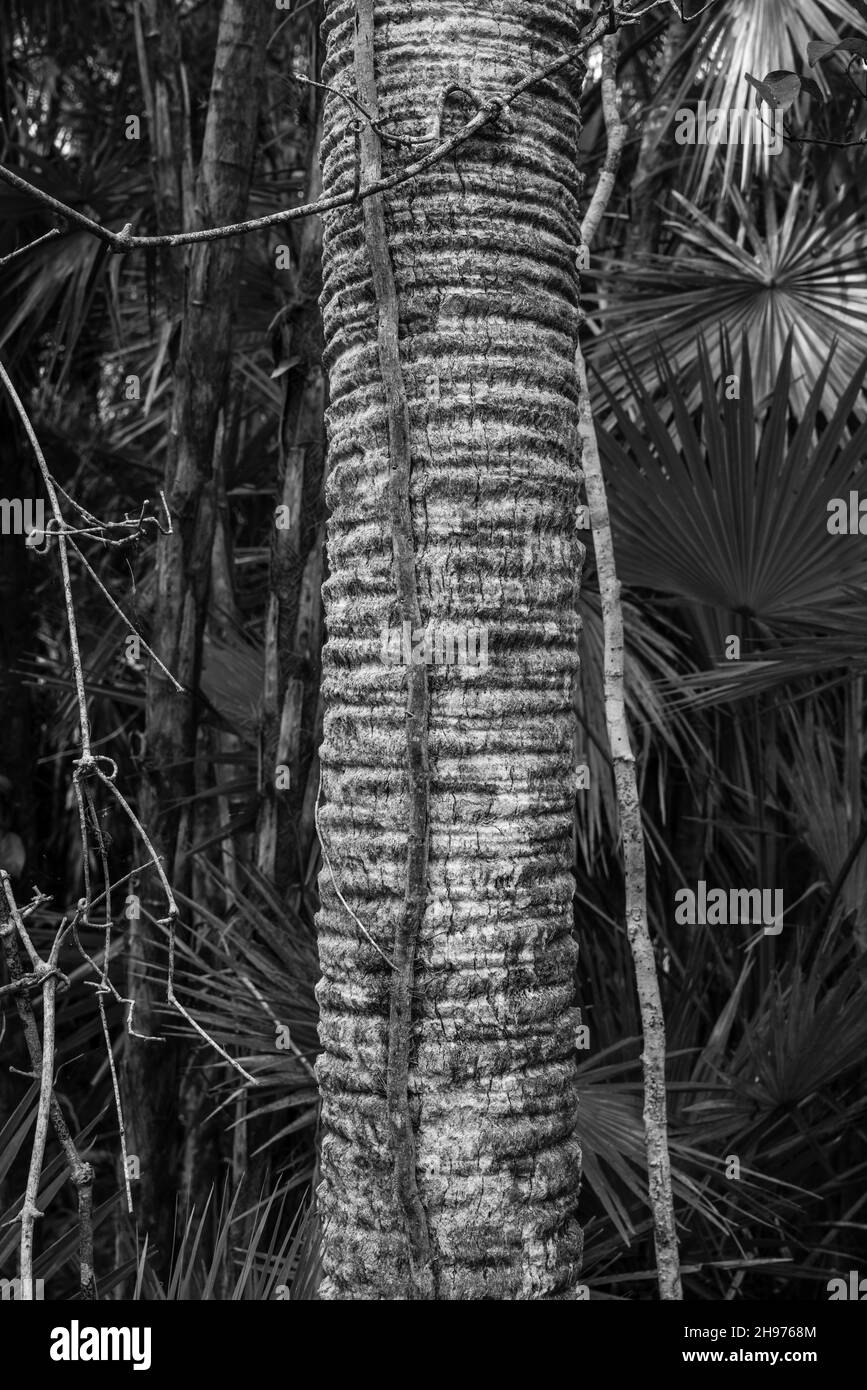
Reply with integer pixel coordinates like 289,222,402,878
0,0,680,256
0,879,93,1298
576,32,682,1302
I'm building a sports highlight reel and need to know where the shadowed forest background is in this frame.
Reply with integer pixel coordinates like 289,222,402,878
1,0,867,1300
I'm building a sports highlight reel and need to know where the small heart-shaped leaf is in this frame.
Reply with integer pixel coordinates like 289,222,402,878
807,40,837,65
838,37,867,59
798,76,824,103
745,72,781,109
808,36,867,66
760,72,802,110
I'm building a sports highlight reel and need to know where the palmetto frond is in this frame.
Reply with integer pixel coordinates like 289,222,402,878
776,698,867,945
595,333,867,704
652,0,864,193
589,184,867,417
155,861,319,1127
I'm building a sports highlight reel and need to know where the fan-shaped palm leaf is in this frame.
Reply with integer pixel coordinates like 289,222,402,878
596,334,867,684
775,700,867,945
589,184,867,417
648,0,863,193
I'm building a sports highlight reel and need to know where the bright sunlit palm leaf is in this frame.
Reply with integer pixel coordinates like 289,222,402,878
658,0,864,193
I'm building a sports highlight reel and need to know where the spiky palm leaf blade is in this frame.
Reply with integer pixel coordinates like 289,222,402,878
576,1046,791,1244
736,962,867,1111
595,334,867,692
145,862,319,1149
775,697,867,945
645,0,864,194
124,1185,320,1300
587,185,867,419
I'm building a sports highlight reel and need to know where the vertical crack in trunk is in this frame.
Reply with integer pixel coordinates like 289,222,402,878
353,0,434,1295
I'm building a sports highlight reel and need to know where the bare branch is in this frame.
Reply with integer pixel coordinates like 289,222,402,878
575,29,683,1302
0,7,617,254
0,882,98,1297
0,358,92,756
581,36,628,248
69,539,184,693
0,227,65,269
0,364,258,1103
13,914,63,1300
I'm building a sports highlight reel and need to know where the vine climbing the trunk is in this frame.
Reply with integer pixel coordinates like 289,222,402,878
353,0,435,1297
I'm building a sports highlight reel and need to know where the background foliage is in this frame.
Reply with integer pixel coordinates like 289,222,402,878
1,0,866,1300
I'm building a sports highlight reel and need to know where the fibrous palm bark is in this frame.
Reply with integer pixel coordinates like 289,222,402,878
316,0,586,1299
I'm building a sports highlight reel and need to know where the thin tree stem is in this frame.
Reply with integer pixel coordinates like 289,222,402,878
0,881,65,1300
0,881,97,1298
577,31,682,1300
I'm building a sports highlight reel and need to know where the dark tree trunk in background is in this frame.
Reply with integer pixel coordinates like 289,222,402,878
123,0,269,1268
625,17,677,260
257,103,328,904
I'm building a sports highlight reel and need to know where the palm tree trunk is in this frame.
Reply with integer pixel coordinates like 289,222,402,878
315,0,586,1300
